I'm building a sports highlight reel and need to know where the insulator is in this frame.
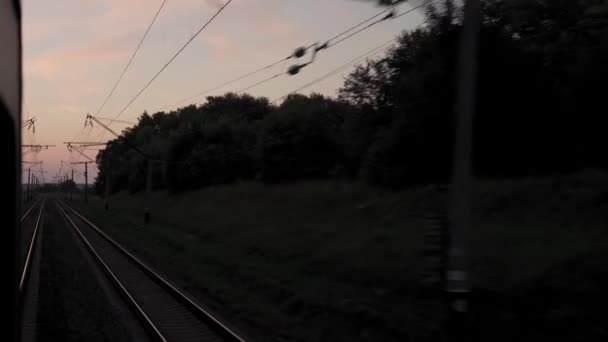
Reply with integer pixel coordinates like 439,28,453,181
292,46,307,58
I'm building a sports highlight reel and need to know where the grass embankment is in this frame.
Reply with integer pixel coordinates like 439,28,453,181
71,170,608,341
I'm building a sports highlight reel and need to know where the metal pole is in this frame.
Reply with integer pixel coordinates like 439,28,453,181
445,0,481,340
71,169,74,200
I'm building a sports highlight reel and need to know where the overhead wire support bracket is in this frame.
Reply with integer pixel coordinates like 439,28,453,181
285,5,400,77
66,143,95,163
23,117,36,132
86,114,150,159
287,42,329,76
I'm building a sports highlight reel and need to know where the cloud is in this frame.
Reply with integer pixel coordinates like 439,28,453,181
25,36,132,80
54,103,88,115
205,0,226,9
96,0,226,31
194,0,300,63
202,32,234,60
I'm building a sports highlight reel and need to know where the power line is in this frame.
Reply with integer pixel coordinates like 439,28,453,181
66,122,89,149
90,116,136,126
235,72,285,94
160,58,288,110
109,0,234,123
324,1,404,44
272,38,397,103
395,0,431,19
330,1,429,48
329,16,393,48
95,0,168,116
156,1,410,111
270,2,428,102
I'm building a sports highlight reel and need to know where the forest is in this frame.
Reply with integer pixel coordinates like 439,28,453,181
94,0,608,195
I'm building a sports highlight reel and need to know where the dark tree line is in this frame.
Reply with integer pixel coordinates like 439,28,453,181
95,0,608,195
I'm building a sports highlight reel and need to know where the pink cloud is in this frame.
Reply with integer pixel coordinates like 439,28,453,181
205,0,226,9
26,36,132,80
195,0,299,63
200,32,235,60
96,0,225,32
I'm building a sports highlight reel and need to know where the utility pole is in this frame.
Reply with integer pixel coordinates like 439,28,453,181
81,114,154,220
445,0,481,341
23,161,42,200
72,161,90,204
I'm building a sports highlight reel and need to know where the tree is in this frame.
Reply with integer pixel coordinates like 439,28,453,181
95,0,608,193
257,94,343,182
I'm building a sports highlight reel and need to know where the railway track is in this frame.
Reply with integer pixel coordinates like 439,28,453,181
20,198,45,296
21,198,41,222
56,199,248,342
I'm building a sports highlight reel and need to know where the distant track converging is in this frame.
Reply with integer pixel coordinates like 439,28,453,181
20,198,45,296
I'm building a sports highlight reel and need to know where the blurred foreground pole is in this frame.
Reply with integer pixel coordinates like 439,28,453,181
445,0,481,340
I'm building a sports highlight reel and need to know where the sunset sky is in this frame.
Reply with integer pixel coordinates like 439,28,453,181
21,0,426,184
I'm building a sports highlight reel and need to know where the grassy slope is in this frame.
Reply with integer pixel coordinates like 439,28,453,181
71,170,608,341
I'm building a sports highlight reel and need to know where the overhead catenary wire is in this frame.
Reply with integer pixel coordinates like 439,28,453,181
327,11,395,49
394,0,431,19
269,2,429,103
272,38,398,103
234,72,286,94
324,0,405,44
156,0,411,111
95,0,169,117
108,0,234,124
74,0,424,170
89,116,135,126
329,1,429,48
161,59,290,111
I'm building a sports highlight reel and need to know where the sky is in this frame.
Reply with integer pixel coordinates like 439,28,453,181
21,0,427,184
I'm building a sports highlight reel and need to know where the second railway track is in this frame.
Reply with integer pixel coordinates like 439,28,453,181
56,199,247,342
20,198,45,295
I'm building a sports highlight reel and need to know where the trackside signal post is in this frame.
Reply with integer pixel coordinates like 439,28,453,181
445,0,481,341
